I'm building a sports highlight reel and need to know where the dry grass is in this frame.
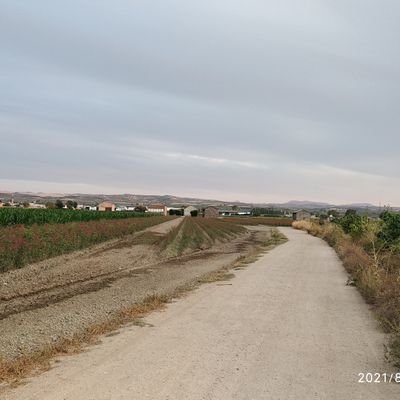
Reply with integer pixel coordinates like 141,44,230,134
196,269,235,283
293,220,400,368
234,228,287,269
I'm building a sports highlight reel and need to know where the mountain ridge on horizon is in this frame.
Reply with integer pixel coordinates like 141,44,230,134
0,191,393,210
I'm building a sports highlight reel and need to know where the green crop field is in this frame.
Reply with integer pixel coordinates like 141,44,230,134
0,208,154,226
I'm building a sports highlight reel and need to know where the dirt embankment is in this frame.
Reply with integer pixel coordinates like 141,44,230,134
0,220,274,364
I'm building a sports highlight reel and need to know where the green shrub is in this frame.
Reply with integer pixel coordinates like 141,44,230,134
379,211,400,245
337,210,368,238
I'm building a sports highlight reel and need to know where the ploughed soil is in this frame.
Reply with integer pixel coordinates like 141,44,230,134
0,219,272,361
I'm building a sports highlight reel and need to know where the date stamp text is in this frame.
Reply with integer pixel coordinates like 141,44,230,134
358,372,400,384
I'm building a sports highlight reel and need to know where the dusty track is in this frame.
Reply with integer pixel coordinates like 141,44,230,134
0,219,183,320
3,227,398,399
0,219,268,362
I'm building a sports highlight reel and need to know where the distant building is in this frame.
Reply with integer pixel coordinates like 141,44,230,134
147,204,167,216
82,205,97,211
184,206,198,216
97,201,116,212
203,206,219,218
219,208,236,216
292,210,311,221
218,206,252,216
28,203,46,209
115,205,137,212
237,207,252,216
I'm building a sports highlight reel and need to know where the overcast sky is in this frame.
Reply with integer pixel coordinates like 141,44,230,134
1,1,399,205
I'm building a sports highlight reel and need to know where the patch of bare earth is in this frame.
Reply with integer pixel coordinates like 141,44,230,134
0,220,280,385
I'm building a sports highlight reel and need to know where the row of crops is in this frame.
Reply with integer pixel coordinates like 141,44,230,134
0,208,155,226
0,216,173,272
160,217,246,257
226,216,293,226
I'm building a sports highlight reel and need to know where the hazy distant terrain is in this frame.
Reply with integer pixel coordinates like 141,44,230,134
0,191,395,213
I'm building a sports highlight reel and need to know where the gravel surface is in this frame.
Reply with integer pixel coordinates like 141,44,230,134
3,227,398,399
0,219,267,361
0,220,184,320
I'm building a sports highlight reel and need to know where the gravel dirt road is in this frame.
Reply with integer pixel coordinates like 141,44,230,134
3,227,399,399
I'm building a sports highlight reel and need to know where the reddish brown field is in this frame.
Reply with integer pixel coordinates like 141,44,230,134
226,216,293,227
0,216,174,272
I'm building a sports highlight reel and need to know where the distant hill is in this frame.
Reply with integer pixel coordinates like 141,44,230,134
0,192,243,208
269,200,333,209
0,191,396,211
267,200,380,210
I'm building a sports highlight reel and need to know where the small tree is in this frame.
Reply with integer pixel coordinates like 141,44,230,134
169,209,184,216
379,211,400,245
345,209,357,216
55,199,64,209
319,214,328,224
328,209,340,219
190,210,198,217
338,210,368,238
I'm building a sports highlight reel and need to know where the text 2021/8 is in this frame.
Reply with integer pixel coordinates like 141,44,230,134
358,373,400,384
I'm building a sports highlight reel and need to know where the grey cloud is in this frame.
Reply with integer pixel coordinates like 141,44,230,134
1,0,399,204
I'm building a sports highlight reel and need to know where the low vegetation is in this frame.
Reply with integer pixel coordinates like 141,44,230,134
293,211,400,367
0,216,172,272
0,208,154,226
160,217,246,257
226,216,293,226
